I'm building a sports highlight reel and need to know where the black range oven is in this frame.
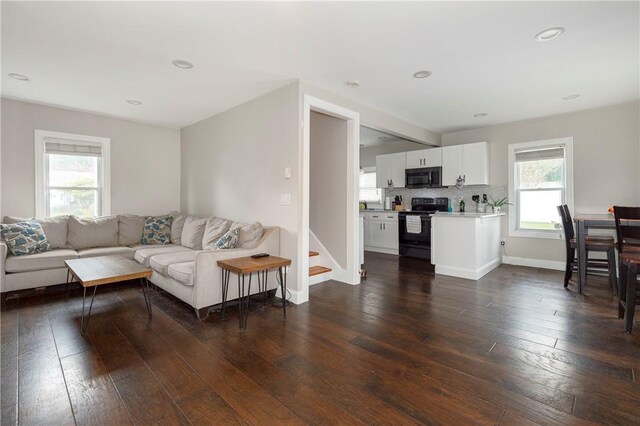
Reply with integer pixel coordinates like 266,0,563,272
399,197,449,260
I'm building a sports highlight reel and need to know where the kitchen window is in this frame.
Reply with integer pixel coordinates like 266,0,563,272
508,137,573,239
35,130,111,218
359,167,383,205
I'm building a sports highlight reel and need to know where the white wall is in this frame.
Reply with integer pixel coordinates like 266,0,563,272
442,102,640,264
360,139,426,168
310,111,347,268
301,81,440,146
1,98,181,217
180,82,301,290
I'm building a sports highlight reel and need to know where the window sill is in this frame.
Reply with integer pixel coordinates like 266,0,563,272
509,229,564,240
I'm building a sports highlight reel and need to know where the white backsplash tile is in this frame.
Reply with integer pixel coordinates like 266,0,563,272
386,185,509,213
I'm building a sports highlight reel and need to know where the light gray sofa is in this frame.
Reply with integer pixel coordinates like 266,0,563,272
0,214,280,318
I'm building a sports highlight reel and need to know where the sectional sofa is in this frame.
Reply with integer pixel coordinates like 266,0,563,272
0,213,280,318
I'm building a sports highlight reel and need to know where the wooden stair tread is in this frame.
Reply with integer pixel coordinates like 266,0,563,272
309,266,332,276
309,251,320,257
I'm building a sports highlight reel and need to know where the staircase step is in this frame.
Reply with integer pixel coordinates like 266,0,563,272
309,266,332,277
309,251,320,257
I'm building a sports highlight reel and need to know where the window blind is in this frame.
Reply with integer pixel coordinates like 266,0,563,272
360,171,377,189
515,146,564,162
44,138,102,157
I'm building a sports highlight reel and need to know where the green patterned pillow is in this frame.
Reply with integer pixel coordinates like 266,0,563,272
140,215,173,245
213,228,239,250
0,220,51,256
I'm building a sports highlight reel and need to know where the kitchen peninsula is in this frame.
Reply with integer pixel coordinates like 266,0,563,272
431,212,506,280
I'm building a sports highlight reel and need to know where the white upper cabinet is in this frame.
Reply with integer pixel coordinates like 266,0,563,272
462,142,489,185
405,148,442,169
375,152,406,188
441,142,489,186
442,145,463,186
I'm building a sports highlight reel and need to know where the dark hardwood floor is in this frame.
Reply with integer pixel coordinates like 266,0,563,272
2,251,639,425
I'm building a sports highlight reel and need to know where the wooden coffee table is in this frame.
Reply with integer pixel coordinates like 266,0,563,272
217,255,291,331
65,255,153,334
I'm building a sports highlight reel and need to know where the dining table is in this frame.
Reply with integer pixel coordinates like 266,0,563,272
574,213,640,294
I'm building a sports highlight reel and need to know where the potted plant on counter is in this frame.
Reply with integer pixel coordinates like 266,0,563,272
488,196,512,213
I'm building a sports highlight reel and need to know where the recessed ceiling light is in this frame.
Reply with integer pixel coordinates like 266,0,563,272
412,70,432,79
535,27,565,42
561,94,580,100
474,113,488,118
344,80,360,88
172,59,194,69
8,73,29,81
126,99,143,105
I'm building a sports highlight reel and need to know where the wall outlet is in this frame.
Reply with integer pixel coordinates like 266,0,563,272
280,193,291,206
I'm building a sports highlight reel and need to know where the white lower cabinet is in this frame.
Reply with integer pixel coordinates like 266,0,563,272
363,212,399,255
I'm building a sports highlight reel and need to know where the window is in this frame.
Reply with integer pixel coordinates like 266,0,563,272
359,167,383,204
508,137,573,239
35,131,110,218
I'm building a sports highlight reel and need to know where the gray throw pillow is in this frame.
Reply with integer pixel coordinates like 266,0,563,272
213,228,239,250
67,215,118,249
202,217,232,250
118,215,145,246
0,220,51,256
4,215,68,249
181,216,207,250
170,211,186,245
231,221,264,248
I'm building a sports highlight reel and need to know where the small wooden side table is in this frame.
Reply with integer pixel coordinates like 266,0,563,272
217,255,291,331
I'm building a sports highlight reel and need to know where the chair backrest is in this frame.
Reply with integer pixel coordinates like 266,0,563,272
613,206,640,253
557,205,575,239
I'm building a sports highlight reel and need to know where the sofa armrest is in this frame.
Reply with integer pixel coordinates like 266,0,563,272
192,227,280,309
0,241,7,292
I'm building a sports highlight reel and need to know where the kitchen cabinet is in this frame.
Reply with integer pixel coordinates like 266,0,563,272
405,148,442,169
375,152,405,189
363,212,399,254
441,142,489,186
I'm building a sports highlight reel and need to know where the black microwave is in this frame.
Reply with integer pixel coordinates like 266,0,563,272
405,167,442,188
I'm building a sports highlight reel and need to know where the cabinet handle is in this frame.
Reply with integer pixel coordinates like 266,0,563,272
383,223,385,230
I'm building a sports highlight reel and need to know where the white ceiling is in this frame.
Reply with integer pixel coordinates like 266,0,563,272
2,2,638,133
360,126,412,147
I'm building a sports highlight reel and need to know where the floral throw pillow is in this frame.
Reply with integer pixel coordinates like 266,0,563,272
0,220,51,256
140,215,173,245
213,228,239,250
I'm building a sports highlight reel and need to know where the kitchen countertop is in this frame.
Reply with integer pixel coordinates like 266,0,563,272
431,212,506,218
360,209,399,213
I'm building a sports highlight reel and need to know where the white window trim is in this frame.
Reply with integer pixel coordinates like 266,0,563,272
508,137,574,239
359,166,384,207
35,130,111,218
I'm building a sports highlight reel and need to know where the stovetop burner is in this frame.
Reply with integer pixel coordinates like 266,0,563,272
405,197,449,213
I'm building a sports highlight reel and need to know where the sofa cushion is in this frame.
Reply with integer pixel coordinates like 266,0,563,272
202,217,232,250
68,216,118,249
118,215,145,246
0,221,51,256
170,211,186,245
77,246,135,259
231,222,264,248
4,215,68,249
149,250,199,275
140,215,173,245
181,216,207,250
212,228,239,250
5,248,78,273
167,262,195,286
134,245,192,267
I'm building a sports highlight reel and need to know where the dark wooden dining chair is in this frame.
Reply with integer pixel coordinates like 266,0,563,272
557,205,617,292
613,206,640,333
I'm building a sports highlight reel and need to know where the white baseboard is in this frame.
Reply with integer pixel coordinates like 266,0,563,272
364,246,399,256
275,286,308,305
502,255,564,271
435,258,501,280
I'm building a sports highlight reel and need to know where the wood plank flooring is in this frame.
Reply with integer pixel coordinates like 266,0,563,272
2,251,639,425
